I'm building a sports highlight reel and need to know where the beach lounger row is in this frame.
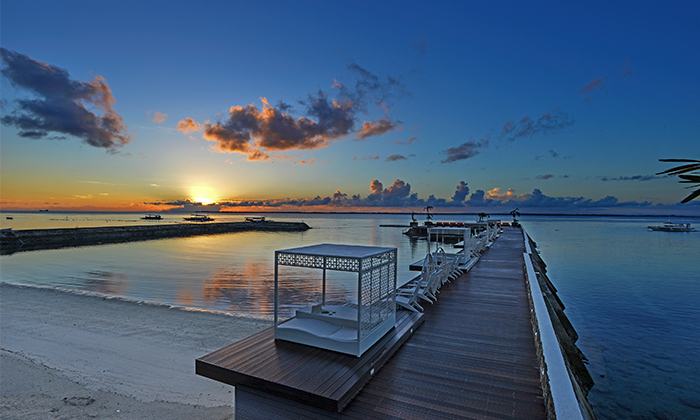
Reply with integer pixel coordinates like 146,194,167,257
395,226,503,313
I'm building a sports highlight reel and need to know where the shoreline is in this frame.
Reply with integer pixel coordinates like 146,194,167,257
0,283,270,419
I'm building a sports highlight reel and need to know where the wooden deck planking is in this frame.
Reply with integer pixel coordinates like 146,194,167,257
196,308,425,412
232,227,546,419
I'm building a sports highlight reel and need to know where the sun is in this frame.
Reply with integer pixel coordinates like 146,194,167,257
189,186,219,205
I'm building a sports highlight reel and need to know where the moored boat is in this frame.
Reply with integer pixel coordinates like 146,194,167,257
647,222,694,232
142,214,162,220
184,213,214,222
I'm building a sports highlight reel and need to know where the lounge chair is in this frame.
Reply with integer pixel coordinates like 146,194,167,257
396,274,423,312
398,253,439,304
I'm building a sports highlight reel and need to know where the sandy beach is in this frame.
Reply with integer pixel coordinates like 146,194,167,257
0,283,271,419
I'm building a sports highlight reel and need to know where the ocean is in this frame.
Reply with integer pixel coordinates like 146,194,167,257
1,211,699,419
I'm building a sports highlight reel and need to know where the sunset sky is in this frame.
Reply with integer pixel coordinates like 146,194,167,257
2,1,699,214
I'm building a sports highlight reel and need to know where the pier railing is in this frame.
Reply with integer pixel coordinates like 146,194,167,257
523,229,596,420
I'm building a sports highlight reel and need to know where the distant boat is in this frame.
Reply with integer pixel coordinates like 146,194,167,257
6,216,13,220
184,213,214,222
142,214,162,220
245,216,267,223
647,222,694,232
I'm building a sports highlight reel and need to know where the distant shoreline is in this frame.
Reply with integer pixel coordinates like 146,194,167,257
2,209,698,218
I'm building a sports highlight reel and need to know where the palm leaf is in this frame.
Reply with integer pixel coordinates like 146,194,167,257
656,163,700,176
659,159,700,163
659,158,700,203
681,189,700,203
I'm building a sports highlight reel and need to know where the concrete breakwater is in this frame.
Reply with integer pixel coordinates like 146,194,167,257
0,221,310,255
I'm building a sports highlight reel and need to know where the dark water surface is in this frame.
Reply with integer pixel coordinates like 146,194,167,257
1,212,699,419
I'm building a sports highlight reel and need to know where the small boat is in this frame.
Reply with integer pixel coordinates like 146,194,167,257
6,216,13,220
142,214,162,220
245,216,267,223
647,222,694,232
184,213,214,222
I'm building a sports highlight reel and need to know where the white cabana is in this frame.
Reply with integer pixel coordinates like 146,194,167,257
274,243,397,357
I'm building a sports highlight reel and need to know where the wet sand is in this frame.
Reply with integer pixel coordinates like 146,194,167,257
0,283,271,419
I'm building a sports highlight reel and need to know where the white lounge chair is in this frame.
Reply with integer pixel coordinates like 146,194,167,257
398,253,439,304
396,274,423,312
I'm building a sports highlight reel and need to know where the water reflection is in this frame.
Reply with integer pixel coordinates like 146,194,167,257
201,262,358,317
72,270,128,295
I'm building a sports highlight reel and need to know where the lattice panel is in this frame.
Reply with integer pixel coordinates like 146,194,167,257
325,256,360,272
359,263,395,339
360,250,396,271
276,253,324,268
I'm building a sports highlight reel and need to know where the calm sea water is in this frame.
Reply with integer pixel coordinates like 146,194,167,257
1,211,699,419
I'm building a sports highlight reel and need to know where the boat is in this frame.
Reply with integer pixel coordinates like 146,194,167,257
6,216,13,220
647,222,694,232
245,216,267,223
142,214,162,220
184,213,214,222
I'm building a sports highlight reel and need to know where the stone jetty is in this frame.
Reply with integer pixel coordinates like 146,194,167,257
0,221,310,255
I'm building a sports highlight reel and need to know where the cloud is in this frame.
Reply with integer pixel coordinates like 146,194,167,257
451,181,469,202
621,60,633,77
149,111,168,123
412,31,428,56
177,117,202,133
293,158,315,165
355,118,401,140
579,77,607,94
441,137,489,163
339,62,411,112
362,155,380,160
464,188,652,209
367,179,414,203
579,77,608,104
146,180,660,212
394,136,419,145
500,108,574,141
197,95,350,159
180,62,409,160
536,174,554,179
385,154,407,162
600,175,661,181
0,48,130,151
535,149,560,160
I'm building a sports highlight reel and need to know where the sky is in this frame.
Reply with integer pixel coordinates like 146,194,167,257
1,0,699,215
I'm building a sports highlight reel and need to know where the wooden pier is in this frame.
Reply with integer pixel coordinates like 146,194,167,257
197,227,555,419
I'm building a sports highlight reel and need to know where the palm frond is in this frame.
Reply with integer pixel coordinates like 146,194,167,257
681,189,700,204
656,163,700,176
659,159,700,163
659,158,700,203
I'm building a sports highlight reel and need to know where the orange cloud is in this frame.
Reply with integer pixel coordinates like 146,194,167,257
177,118,202,133
486,187,527,201
355,118,401,140
150,111,168,123
292,158,315,165
200,96,352,159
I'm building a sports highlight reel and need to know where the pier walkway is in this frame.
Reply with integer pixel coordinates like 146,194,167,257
206,227,546,419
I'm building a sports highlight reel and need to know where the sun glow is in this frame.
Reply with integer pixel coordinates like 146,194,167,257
189,185,219,205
